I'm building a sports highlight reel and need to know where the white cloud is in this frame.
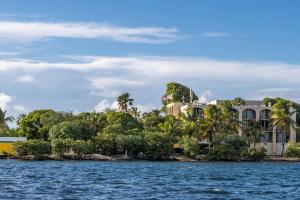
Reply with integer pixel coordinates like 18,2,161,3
88,77,145,98
201,32,230,38
94,99,118,112
198,90,214,103
136,103,157,113
0,21,179,44
16,75,35,82
0,93,12,110
13,105,26,112
2,56,300,86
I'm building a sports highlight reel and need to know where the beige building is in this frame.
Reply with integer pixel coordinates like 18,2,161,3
166,99,297,156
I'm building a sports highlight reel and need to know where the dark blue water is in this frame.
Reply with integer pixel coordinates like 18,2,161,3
0,160,299,200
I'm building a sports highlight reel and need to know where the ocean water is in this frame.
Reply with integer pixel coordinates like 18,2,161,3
0,160,299,200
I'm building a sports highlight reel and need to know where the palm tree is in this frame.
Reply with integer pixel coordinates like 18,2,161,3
232,97,246,106
199,105,223,149
117,93,134,112
0,108,14,130
129,107,141,120
220,100,240,133
271,99,296,156
244,121,263,148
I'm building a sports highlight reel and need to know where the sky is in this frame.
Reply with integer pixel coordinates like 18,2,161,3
1,0,300,118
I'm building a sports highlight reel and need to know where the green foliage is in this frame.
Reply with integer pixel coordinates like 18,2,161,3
14,140,51,159
179,136,199,158
0,108,14,131
206,135,247,161
232,97,246,106
142,109,164,131
72,140,95,156
17,110,66,140
241,147,266,161
117,92,134,112
144,131,173,160
116,134,145,157
103,110,143,135
51,138,73,156
95,133,117,155
285,142,300,158
162,82,198,111
49,120,93,141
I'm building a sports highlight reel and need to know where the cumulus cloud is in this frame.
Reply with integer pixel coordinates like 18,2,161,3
0,21,179,44
94,99,118,112
16,75,35,82
0,93,12,110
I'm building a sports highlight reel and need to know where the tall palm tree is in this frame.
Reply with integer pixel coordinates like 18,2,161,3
0,108,14,130
117,93,134,112
220,100,240,133
199,105,223,149
271,99,296,156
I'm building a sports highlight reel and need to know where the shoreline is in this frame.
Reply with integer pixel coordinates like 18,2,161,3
1,154,300,162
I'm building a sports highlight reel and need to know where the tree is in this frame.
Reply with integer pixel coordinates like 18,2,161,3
141,109,164,131
117,92,134,112
220,100,240,133
162,82,198,112
243,121,263,148
199,105,223,148
0,108,14,130
271,99,296,156
129,107,141,120
232,97,246,106
49,121,93,141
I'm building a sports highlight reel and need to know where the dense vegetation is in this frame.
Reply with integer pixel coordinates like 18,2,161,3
0,82,299,160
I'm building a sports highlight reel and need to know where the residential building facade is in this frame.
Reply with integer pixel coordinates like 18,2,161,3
166,99,297,156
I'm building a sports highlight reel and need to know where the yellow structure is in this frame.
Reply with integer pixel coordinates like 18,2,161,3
0,137,27,155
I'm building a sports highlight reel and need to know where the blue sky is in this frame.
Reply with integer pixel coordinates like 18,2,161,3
1,0,300,118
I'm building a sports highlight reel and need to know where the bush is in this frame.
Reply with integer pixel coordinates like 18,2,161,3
116,134,145,157
144,131,173,160
49,121,93,141
95,133,117,155
206,135,247,161
72,140,95,156
51,138,73,156
241,147,266,161
14,140,51,159
285,142,300,158
179,136,199,158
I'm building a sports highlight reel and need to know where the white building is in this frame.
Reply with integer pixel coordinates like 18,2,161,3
166,99,297,156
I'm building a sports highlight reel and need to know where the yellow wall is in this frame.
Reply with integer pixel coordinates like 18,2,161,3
0,143,15,155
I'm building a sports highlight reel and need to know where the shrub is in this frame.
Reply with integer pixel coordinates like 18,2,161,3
144,131,173,160
179,136,199,158
95,133,117,155
241,147,266,161
49,121,93,141
14,140,51,159
285,142,300,158
206,135,247,161
51,138,73,156
72,140,95,156
116,134,145,157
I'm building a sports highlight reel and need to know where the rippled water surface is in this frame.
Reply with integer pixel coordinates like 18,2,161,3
0,160,299,199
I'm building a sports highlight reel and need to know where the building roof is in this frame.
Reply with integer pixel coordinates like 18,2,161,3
0,137,27,142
